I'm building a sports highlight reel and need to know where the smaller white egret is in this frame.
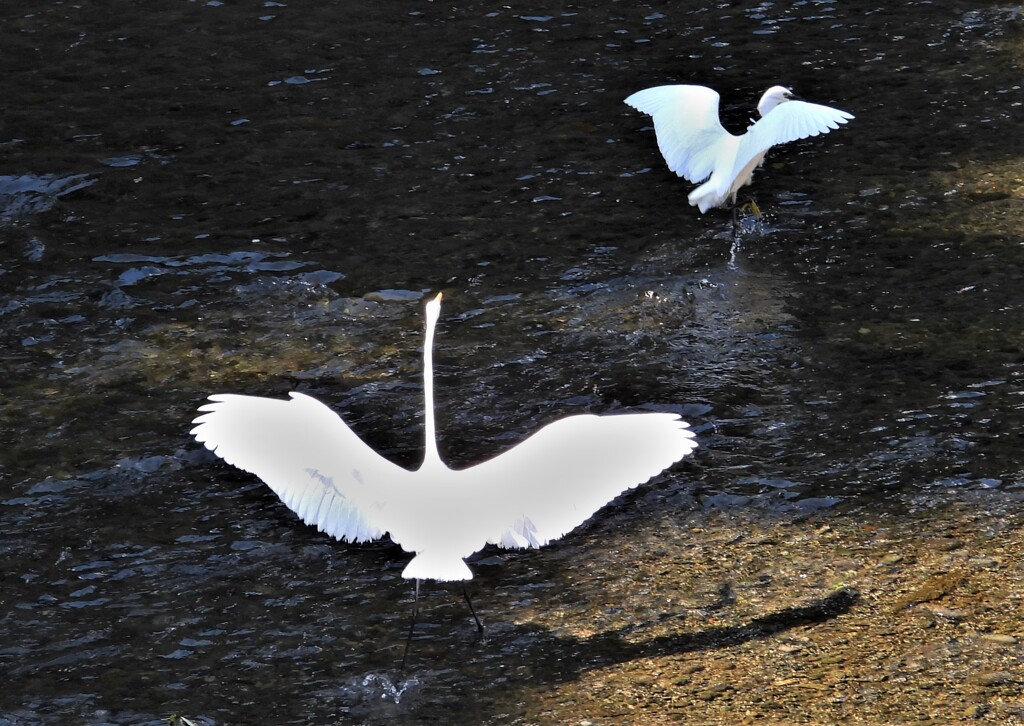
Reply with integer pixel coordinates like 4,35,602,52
624,84,854,213
191,293,698,656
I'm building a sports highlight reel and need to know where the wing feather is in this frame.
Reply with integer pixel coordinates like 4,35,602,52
191,392,410,543
625,85,732,184
731,100,853,184
466,413,698,550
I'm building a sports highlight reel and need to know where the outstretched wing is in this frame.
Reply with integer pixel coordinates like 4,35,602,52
191,392,410,543
731,100,853,184
466,413,698,550
624,85,730,183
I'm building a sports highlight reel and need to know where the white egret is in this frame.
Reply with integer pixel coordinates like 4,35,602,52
191,293,698,587
624,84,854,213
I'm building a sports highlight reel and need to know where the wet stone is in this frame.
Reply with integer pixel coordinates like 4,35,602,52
968,671,1017,687
892,570,969,611
697,683,733,701
928,608,968,622
978,633,1017,646
962,704,989,719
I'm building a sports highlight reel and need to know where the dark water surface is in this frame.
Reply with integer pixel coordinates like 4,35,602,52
2,1,1022,723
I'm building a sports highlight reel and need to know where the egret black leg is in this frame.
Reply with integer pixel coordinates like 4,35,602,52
462,586,484,634
400,578,420,672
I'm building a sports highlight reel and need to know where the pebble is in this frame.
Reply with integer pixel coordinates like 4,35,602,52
979,633,1017,645
969,671,1016,687
930,608,967,622
962,704,988,719
892,570,967,611
697,683,732,701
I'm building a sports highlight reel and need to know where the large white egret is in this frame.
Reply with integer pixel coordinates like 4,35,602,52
624,84,854,213
191,293,698,586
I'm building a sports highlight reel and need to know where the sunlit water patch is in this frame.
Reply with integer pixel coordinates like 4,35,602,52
0,173,97,220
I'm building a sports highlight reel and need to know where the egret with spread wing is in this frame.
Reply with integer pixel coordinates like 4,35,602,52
624,84,853,213
192,293,698,586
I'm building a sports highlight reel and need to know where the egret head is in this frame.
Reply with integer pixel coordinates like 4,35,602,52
757,85,797,117
425,292,443,325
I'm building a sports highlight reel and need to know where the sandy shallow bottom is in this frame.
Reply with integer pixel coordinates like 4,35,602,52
496,492,1024,725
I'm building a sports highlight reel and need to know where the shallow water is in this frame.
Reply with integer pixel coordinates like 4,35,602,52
1,1,1023,723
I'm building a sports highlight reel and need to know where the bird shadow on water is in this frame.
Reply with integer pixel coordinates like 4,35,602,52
350,585,859,719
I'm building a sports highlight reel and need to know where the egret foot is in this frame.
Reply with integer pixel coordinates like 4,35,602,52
731,200,761,235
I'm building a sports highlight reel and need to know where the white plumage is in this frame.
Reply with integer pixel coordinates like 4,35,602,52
192,293,698,582
624,84,854,213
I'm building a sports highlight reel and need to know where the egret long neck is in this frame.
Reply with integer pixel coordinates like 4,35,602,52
421,297,443,469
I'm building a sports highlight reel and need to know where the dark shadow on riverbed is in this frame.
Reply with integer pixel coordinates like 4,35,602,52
338,586,860,723
496,585,858,676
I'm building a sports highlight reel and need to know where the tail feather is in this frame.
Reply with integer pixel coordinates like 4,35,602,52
402,554,473,581
688,179,730,213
